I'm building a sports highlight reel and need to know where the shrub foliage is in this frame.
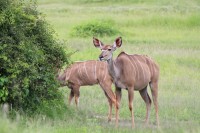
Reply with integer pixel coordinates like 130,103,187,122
0,0,69,112
70,19,120,37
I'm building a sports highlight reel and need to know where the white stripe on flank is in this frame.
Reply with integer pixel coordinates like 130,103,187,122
146,58,151,78
127,57,136,77
141,56,147,63
77,64,81,77
130,56,139,80
94,61,97,80
77,64,82,85
142,56,151,79
65,67,72,81
150,64,152,77
84,62,90,82
98,62,102,81
148,58,154,76
77,64,84,85
151,61,155,77
76,78,81,85
90,61,93,79
135,57,145,82
147,63,151,79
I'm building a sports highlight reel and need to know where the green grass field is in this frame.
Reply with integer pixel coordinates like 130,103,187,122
1,0,200,132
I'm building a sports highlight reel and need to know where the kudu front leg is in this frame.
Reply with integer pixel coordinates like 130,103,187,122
99,82,116,122
104,92,113,122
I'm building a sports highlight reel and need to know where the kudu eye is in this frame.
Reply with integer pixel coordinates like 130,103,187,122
108,49,112,51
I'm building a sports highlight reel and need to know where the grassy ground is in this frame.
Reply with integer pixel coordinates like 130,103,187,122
2,0,200,132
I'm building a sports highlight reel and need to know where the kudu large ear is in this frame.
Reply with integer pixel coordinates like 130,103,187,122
113,37,122,48
93,37,104,48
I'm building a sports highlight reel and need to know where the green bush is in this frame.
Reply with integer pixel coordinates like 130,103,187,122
0,0,69,113
70,19,120,37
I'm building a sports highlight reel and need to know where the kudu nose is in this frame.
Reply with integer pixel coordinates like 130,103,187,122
99,55,103,61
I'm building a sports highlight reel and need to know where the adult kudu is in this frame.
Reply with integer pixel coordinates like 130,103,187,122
57,60,116,122
93,37,160,128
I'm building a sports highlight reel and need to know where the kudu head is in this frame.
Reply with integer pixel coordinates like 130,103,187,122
93,37,122,61
57,68,69,87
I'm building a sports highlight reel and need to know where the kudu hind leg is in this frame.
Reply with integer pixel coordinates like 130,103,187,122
150,82,159,126
128,87,135,128
73,86,80,108
139,86,152,125
115,87,122,128
69,90,74,105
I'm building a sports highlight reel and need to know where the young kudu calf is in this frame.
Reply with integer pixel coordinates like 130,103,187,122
93,37,160,127
57,60,116,122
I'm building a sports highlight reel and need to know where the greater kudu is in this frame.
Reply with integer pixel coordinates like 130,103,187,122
57,60,116,122
93,37,160,127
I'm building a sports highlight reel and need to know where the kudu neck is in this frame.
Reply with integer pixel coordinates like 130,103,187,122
107,57,117,79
